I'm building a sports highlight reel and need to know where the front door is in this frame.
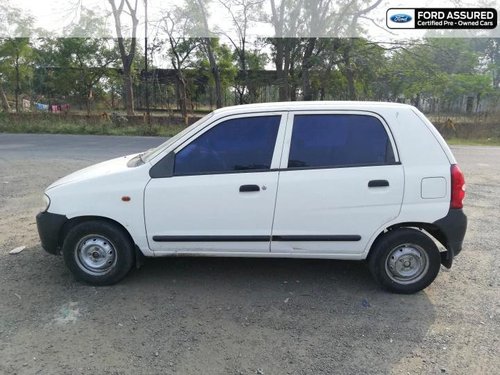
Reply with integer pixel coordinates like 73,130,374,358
145,113,287,254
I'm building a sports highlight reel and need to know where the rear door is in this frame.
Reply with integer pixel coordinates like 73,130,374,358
144,112,287,254
271,111,404,256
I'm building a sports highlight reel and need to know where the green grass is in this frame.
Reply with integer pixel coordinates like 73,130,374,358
0,114,185,137
445,137,500,146
2,113,500,146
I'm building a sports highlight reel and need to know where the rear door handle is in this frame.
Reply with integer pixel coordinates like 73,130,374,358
368,180,389,188
239,184,260,192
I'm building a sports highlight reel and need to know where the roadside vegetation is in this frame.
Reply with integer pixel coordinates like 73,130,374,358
446,138,500,146
0,2,499,143
2,112,499,146
430,114,500,145
0,112,186,137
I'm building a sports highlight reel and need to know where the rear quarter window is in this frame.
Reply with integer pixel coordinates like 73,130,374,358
288,114,395,168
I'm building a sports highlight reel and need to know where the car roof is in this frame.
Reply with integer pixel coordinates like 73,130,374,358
212,101,413,116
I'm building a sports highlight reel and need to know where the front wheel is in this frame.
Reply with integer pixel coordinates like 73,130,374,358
62,220,134,285
368,228,441,294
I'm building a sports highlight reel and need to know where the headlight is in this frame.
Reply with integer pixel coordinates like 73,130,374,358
42,194,51,212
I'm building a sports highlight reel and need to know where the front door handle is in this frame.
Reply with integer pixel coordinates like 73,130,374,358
368,180,389,188
239,184,260,192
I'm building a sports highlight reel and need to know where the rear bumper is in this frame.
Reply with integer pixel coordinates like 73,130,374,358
36,211,68,255
433,209,467,268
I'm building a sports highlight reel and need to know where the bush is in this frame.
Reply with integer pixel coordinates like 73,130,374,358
0,112,185,137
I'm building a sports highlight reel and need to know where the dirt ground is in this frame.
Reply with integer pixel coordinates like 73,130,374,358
0,134,498,375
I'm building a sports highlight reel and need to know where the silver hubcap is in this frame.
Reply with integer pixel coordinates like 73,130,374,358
385,244,429,284
75,235,117,275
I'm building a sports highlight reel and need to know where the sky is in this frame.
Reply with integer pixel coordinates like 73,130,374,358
7,0,499,41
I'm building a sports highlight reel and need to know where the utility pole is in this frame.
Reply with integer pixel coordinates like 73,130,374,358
144,0,151,125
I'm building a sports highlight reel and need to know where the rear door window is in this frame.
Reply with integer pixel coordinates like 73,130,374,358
288,114,395,168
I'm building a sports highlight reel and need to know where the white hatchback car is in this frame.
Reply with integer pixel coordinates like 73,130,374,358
37,101,467,293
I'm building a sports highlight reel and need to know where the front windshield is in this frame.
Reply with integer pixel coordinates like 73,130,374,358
141,113,214,162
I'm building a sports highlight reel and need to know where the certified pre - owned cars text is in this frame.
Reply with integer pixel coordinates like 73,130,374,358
417,9,496,28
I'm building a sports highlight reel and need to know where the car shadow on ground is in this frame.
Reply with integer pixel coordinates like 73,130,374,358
128,257,438,373
133,255,373,287
2,247,437,374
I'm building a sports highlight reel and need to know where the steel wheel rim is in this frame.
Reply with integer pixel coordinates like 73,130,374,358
385,243,429,285
75,234,117,275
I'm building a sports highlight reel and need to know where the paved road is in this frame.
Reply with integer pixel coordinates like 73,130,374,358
0,133,165,162
0,133,498,375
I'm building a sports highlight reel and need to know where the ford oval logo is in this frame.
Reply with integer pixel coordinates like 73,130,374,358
390,14,412,23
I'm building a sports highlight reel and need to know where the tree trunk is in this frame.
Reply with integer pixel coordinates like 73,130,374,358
414,93,421,109
86,87,93,116
343,40,356,100
196,1,223,108
15,51,20,113
289,45,298,101
248,83,258,103
272,38,292,101
290,84,297,101
301,38,316,101
238,50,247,104
273,39,286,101
345,66,356,100
234,85,245,105
0,83,10,112
283,40,291,100
269,0,294,101
177,73,188,126
121,60,134,116
109,0,138,116
204,38,223,108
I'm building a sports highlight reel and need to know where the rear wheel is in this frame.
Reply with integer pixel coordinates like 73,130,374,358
368,228,441,294
62,220,134,285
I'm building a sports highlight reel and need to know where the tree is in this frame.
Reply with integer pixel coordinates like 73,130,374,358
266,0,383,101
442,73,493,112
299,0,383,100
384,38,482,109
50,9,120,114
328,38,389,100
217,0,265,104
0,2,34,112
161,7,200,124
0,38,33,112
485,39,500,89
386,43,445,107
108,0,139,115
196,0,224,108
267,0,303,100
471,38,500,89
194,40,238,108
244,41,269,102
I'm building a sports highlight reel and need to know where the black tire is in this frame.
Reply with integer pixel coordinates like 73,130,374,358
62,220,134,285
368,228,441,294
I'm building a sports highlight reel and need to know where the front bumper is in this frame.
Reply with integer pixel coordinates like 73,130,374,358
36,211,68,255
433,208,467,268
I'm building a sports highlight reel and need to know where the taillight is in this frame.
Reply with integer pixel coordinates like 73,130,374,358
450,164,465,209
